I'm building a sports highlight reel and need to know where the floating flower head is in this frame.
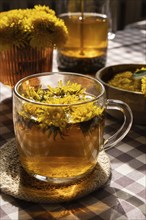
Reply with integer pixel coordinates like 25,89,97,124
19,81,104,138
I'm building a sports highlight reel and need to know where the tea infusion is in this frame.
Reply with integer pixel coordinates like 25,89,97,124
14,81,105,181
58,13,108,73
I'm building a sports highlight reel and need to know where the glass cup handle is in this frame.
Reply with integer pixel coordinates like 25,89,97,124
104,99,133,151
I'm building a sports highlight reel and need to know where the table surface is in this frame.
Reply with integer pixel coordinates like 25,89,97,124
0,27,146,220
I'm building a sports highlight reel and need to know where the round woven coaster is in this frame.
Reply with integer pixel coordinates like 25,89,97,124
0,138,111,203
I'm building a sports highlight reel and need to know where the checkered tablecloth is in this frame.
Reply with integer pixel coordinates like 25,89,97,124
106,29,146,65
0,28,146,220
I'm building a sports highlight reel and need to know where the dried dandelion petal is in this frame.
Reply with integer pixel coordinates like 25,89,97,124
141,77,146,97
108,68,146,93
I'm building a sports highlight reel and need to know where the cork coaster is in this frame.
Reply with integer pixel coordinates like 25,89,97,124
0,138,111,203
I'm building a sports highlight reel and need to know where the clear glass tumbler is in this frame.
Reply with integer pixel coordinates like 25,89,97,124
13,72,133,184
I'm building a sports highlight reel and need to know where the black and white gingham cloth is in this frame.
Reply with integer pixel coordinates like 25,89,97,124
107,29,146,65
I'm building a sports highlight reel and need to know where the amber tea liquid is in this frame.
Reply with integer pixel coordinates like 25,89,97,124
57,13,108,73
15,115,104,183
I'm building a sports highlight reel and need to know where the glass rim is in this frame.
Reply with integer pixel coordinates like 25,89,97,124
14,72,105,107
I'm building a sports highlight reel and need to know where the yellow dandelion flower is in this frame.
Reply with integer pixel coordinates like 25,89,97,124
20,81,104,133
0,5,68,51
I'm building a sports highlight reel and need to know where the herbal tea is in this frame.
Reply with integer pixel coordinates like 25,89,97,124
57,13,109,72
14,81,105,181
15,115,104,180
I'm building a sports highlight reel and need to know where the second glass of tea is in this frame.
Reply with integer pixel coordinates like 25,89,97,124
56,0,110,74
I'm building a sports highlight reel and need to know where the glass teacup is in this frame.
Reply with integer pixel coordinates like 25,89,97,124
13,72,133,184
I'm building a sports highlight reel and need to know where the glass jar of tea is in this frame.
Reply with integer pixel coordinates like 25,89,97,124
56,0,111,74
